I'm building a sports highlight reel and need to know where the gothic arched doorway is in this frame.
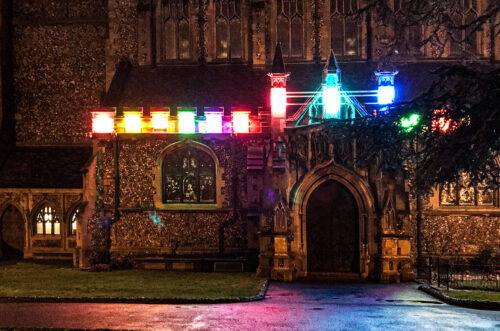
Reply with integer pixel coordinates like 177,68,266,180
0,205,25,259
306,180,360,273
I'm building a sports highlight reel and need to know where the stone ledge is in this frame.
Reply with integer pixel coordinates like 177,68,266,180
418,284,500,311
0,280,270,305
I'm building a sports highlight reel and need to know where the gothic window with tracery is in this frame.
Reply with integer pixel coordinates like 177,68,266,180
450,0,479,57
331,0,359,57
277,0,303,58
215,0,242,59
162,147,216,203
34,205,60,235
160,0,190,60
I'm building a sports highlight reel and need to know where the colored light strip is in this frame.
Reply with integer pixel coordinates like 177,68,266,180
378,85,395,105
124,113,142,133
92,112,114,134
323,85,341,119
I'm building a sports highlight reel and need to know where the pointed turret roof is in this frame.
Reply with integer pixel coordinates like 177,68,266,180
271,43,286,74
325,49,340,74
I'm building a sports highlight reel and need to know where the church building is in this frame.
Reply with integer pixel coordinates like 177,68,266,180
0,0,498,282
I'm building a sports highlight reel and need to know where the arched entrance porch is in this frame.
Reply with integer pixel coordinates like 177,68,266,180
290,161,375,279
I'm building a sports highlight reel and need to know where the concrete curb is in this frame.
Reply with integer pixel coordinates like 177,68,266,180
418,284,500,311
0,279,270,305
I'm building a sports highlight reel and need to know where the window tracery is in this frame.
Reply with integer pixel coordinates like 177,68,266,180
160,0,191,60
277,0,303,58
162,147,216,203
440,173,495,207
450,0,480,57
69,208,79,236
331,0,359,57
215,0,242,59
34,205,60,235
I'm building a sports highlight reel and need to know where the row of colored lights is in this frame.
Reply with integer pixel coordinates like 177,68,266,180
91,108,261,135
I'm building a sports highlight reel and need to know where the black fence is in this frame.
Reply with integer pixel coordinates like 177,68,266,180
418,257,499,291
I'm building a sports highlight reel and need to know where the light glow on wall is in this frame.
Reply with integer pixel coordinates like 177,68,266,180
205,111,223,133
124,113,142,133
271,87,287,117
91,112,115,134
323,85,341,119
178,110,196,133
232,111,250,133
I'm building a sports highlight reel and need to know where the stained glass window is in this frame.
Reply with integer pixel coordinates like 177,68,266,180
162,147,216,203
161,0,190,61
34,205,60,235
331,0,359,57
215,0,242,59
277,0,303,58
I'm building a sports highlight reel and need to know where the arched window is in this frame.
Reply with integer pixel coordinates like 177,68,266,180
393,0,422,56
162,146,216,203
160,0,190,61
450,0,479,57
331,0,359,57
215,0,242,59
69,208,79,236
277,0,303,58
34,205,60,235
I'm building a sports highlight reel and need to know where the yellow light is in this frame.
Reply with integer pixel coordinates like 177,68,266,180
124,114,142,133
151,113,169,132
233,111,250,133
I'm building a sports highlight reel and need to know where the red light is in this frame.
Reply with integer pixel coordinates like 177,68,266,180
271,87,287,117
92,111,114,134
432,109,452,133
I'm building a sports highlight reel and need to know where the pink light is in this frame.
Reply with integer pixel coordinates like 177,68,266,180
271,87,287,117
205,111,223,133
232,111,250,133
92,112,114,134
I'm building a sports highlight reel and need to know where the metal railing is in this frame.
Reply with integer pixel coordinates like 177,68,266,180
418,257,499,291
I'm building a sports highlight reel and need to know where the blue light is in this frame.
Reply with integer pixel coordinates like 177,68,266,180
378,85,395,105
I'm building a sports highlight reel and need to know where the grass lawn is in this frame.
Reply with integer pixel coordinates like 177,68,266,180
445,290,500,302
0,260,265,299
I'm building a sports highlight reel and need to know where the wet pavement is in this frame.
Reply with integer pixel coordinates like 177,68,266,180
0,282,499,330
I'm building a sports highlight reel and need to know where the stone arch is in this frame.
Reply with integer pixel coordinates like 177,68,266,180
290,160,375,277
154,139,225,209
0,202,27,259
65,200,84,237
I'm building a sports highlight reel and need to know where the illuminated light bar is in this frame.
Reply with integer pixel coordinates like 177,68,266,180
124,112,142,133
375,71,398,107
178,108,196,134
323,85,341,119
271,87,287,117
150,108,170,133
205,109,223,133
378,85,395,105
91,111,115,134
232,111,250,133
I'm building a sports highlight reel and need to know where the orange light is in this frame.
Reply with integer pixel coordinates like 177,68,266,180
124,113,142,133
232,111,250,133
92,112,114,134
151,112,169,132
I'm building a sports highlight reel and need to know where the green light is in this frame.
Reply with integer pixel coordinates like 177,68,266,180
400,114,420,132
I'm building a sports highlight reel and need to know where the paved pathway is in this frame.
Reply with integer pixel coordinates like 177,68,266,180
0,282,498,330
